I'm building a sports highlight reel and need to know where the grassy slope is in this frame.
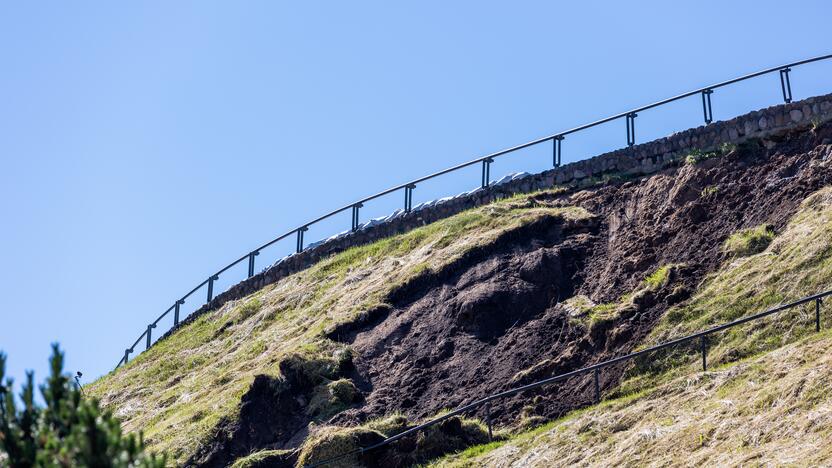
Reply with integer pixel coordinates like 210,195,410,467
429,187,832,467
432,331,832,467
86,190,588,464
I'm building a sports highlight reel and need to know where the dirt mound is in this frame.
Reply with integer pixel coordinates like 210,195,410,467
332,124,832,430
187,351,360,467
200,123,832,466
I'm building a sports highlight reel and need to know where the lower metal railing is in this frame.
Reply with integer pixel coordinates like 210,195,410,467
305,289,830,467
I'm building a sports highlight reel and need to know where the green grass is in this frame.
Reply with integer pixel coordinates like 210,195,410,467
585,264,679,327
700,184,719,198
722,224,775,258
229,449,294,468
682,142,736,165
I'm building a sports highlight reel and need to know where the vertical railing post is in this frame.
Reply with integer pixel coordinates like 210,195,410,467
174,299,184,326
816,298,822,332
207,275,218,303
296,226,308,253
701,89,714,124
404,184,415,213
700,335,707,371
553,135,564,167
626,113,637,147
248,251,260,278
593,368,601,404
351,203,363,232
481,158,493,188
146,324,156,350
780,68,793,103
485,401,493,442
124,348,131,365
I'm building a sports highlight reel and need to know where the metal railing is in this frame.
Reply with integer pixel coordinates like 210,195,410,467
305,290,830,467
115,54,832,369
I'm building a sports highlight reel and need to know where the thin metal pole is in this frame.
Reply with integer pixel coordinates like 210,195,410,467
780,68,793,103
124,349,130,364
701,89,713,124
207,275,217,303
553,135,564,167
593,368,601,403
404,185,414,213
146,325,155,350
485,401,493,441
296,227,307,253
174,300,183,326
816,298,822,332
701,335,707,371
481,158,493,188
351,204,362,231
626,113,637,146
248,251,259,278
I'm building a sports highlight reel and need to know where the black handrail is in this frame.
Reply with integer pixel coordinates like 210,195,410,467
304,290,830,467
115,54,832,368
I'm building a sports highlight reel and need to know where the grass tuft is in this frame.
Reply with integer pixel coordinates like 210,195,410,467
722,224,775,258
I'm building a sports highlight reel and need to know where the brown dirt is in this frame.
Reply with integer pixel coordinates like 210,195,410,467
331,123,832,432
186,372,305,467
193,122,832,466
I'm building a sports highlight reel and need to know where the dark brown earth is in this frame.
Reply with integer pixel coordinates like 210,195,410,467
334,122,832,430
193,122,832,466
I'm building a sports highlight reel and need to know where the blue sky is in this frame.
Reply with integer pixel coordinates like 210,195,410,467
1,1,831,389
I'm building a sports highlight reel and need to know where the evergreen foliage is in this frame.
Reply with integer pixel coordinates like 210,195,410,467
0,344,165,467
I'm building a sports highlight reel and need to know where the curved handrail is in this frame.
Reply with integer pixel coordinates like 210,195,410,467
115,53,832,368
305,290,831,467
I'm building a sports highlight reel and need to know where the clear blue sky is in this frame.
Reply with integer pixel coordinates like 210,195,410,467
2,1,831,389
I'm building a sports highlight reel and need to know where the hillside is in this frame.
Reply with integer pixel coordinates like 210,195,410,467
430,184,832,467
88,117,832,467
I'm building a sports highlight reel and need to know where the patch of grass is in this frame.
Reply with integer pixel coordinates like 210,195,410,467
234,298,262,323
643,265,672,289
700,184,719,198
723,224,775,258
683,143,735,165
307,378,361,419
811,116,823,132
585,264,679,328
230,449,294,468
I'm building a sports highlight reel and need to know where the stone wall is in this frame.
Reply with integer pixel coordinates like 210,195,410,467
159,92,832,342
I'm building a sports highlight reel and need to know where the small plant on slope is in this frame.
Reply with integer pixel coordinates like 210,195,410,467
722,224,775,258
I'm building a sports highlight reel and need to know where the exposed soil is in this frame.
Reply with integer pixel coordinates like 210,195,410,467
187,372,304,467
333,123,832,430
193,122,832,466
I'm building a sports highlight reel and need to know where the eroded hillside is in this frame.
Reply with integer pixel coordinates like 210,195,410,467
431,186,832,467
89,120,832,467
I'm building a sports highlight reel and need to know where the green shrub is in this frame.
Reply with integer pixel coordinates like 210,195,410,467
723,225,775,258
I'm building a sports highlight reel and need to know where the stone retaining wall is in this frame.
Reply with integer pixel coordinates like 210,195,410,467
160,92,832,341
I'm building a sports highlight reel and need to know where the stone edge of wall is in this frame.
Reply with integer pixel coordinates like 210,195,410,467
158,92,832,343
